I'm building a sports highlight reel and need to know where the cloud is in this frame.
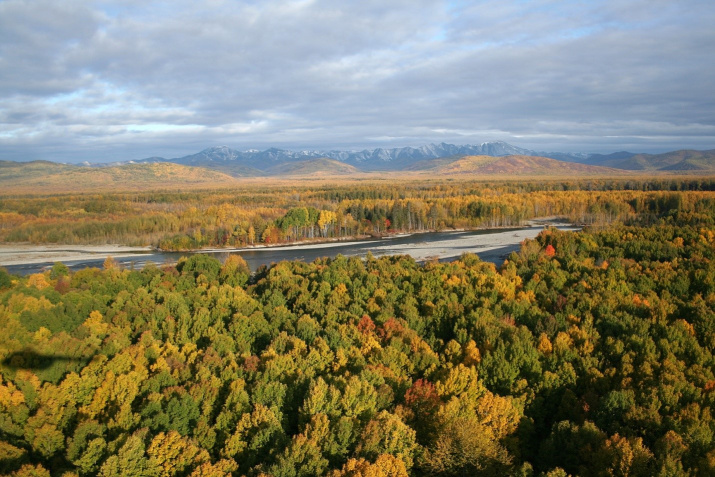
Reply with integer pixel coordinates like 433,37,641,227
0,0,713,162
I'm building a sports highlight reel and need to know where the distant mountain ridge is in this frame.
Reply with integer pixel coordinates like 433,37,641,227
135,141,593,173
142,142,713,175
3,145,714,193
581,149,715,171
18,142,715,177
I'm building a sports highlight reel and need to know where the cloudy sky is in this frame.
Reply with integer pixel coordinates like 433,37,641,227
1,0,714,163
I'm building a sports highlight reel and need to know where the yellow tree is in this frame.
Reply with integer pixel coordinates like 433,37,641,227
318,210,337,237
147,430,210,477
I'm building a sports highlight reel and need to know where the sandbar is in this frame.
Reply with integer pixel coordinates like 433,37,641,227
0,244,154,266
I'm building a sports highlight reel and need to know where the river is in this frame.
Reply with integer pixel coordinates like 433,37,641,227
2,224,579,276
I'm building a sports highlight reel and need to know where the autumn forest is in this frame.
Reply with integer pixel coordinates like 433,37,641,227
1,178,714,250
1,176,714,476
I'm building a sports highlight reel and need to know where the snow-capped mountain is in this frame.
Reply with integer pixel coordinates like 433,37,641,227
139,141,583,172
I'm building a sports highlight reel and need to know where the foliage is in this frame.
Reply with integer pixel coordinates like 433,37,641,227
2,178,714,249
0,201,714,475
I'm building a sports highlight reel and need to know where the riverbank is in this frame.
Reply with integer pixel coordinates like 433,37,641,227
172,217,571,255
340,225,579,263
0,244,154,267
0,219,576,270
0,222,579,275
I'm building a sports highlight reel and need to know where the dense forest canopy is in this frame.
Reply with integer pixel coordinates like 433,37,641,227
1,178,714,475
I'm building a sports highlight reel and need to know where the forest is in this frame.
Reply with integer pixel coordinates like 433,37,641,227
0,177,714,250
0,177,714,475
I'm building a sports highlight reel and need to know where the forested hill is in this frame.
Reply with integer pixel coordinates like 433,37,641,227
266,158,362,176
1,210,714,475
0,160,76,182
0,162,239,191
428,155,622,175
584,149,715,171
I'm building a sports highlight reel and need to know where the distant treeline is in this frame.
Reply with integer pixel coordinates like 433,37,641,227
1,178,714,250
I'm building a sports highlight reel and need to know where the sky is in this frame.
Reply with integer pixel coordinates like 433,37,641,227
1,0,714,163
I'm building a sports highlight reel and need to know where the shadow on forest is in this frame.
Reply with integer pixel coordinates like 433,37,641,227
2,348,85,370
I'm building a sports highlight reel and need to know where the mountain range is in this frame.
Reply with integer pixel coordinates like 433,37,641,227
117,141,714,176
128,141,588,175
3,142,713,192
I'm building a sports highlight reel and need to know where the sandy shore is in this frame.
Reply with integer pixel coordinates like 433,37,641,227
0,221,579,270
353,226,579,262
0,244,154,266
199,237,374,253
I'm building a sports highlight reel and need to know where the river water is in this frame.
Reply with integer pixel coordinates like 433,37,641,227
3,225,579,276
